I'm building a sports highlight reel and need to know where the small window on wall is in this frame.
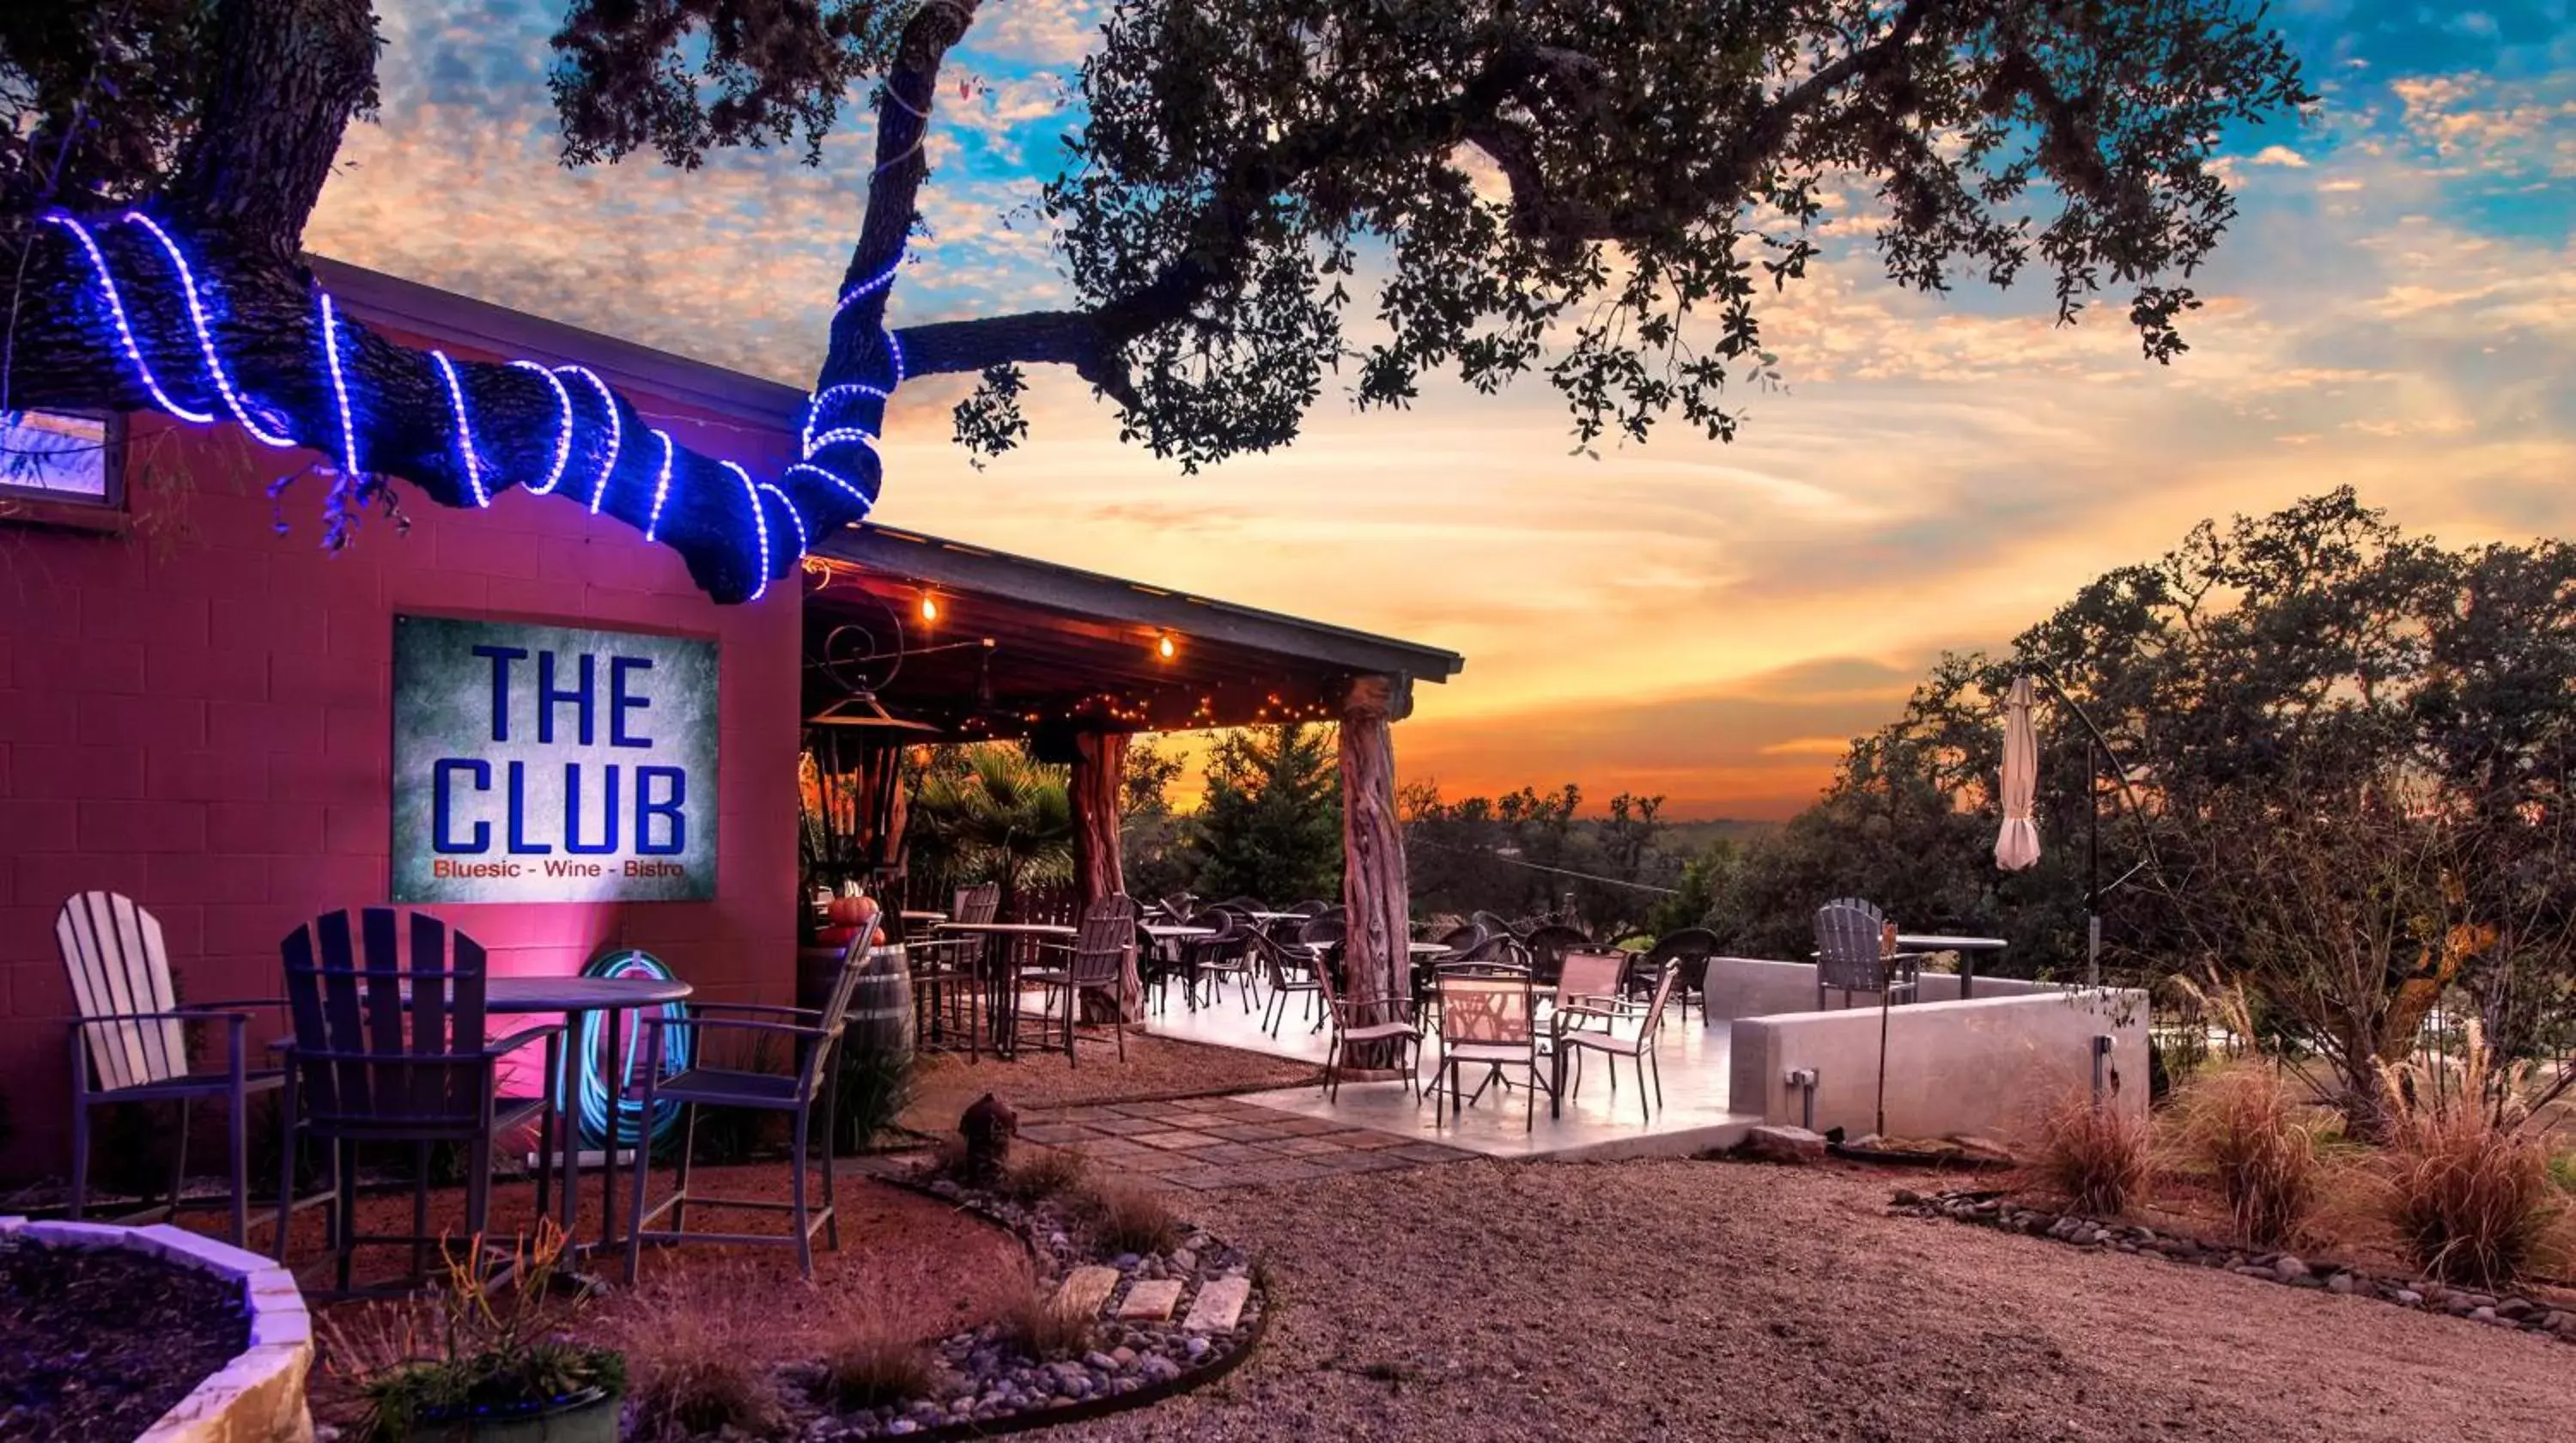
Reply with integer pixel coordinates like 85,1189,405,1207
0,409,124,510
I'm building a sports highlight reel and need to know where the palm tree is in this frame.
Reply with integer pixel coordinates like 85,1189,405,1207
911,746,1076,916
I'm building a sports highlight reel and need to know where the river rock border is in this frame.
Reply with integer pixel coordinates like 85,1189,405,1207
787,1166,1270,1439
0,1216,316,1442
1893,1187,2576,1344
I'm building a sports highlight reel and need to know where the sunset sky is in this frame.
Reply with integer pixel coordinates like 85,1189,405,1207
307,2,2576,820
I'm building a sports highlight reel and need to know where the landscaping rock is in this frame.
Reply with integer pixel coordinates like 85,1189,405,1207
1746,1125,1826,1164
1116,1278,1184,1322
1184,1276,1252,1334
2271,1256,2309,1282
1056,1265,1121,1318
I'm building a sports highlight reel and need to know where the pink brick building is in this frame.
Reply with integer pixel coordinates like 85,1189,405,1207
0,265,806,1175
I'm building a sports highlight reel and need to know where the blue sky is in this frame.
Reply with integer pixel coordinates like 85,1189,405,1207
308,1,2576,817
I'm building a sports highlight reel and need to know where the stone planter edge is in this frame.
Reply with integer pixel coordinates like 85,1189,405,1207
0,1215,316,1443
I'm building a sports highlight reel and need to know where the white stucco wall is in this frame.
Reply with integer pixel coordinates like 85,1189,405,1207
1700,955,2051,1022
1726,988,2150,1140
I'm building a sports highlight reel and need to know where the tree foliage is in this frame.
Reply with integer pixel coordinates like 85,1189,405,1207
1707,489,2576,1121
1402,780,1685,938
2,0,2308,601
908,744,1075,911
1189,722,1343,903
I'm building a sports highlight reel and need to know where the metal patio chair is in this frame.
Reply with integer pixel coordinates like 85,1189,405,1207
1251,931,1324,1038
1314,955,1421,1102
910,880,998,1056
57,891,291,1246
1558,961,1682,1123
624,920,878,1281
1425,971,1552,1130
1023,894,1139,1064
1632,927,1720,1026
277,908,563,1294
1186,910,1260,1012
1522,924,1593,990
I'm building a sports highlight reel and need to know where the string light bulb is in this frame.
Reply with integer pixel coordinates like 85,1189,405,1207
920,594,939,623
1157,633,1178,661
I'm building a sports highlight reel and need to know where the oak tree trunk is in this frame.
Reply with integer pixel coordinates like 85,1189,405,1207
1338,675,1414,1069
1070,729,1141,1020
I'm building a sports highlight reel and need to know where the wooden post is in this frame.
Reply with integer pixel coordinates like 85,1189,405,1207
1338,673,1413,1072
1069,729,1141,1020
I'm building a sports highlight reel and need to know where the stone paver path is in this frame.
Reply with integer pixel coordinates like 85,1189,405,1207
1018,1095,1471,1190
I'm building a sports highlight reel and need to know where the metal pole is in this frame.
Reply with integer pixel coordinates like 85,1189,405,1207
2086,734,2101,990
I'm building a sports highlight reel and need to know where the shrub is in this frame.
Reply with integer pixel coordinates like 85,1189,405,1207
999,1145,1089,1202
2170,1064,2323,1248
831,1044,915,1154
818,1322,934,1411
623,1292,781,1440
998,1286,1093,1363
1078,1178,1180,1256
2551,1151,2576,1196
2376,1029,2565,1287
2030,1094,2153,1217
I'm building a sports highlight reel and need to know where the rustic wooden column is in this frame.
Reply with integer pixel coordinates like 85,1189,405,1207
1068,729,1141,1020
1337,673,1413,1072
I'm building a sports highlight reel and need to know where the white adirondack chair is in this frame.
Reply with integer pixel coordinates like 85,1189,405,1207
56,891,287,1245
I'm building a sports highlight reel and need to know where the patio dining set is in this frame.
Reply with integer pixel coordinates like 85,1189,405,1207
52,889,898,1293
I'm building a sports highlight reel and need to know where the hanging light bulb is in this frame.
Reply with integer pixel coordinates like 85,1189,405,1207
1157,633,1177,661
920,594,939,623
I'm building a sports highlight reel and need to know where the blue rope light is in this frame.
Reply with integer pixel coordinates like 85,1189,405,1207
41,213,214,423
719,460,769,601
645,428,676,540
571,949,693,1151
757,480,811,554
509,360,577,496
318,292,361,480
555,364,623,514
428,350,492,508
122,212,295,448
38,212,903,597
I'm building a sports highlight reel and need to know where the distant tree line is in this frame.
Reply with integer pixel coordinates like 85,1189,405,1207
1680,489,2576,1129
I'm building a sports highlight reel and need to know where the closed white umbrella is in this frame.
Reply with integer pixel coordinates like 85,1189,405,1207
1996,674,2042,871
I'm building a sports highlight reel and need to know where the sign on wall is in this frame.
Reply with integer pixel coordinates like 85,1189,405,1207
392,615,720,903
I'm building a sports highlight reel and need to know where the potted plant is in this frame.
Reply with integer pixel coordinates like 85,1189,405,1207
328,1221,624,1442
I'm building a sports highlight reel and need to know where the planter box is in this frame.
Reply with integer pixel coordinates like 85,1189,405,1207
0,1216,315,1443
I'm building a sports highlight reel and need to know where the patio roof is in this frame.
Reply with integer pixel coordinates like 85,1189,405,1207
802,524,1463,740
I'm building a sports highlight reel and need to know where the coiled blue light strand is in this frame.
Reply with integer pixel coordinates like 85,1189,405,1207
556,364,623,514
40,212,903,596
428,350,492,508
318,292,361,480
570,951,693,1150
645,429,676,541
720,460,769,602
507,360,576,496
122,212,295,448
39,212,213,423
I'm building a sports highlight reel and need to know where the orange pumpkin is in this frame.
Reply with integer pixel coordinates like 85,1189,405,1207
826,893,878,927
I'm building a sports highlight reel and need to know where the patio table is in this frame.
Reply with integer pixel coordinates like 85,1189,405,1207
934,922,1075,1057
1893,935,2007,999
483,973,696,1252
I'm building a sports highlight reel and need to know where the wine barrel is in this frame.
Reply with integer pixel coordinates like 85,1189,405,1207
843,940,914,1062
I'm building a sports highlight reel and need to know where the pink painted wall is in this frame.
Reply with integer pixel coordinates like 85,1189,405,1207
0,376,804,1178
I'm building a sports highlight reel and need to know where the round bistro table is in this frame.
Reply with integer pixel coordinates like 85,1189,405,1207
933,922,1075,1058
484,973,696,1251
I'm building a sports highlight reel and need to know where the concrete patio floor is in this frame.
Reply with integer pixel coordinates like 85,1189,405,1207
1139,985,1760,1161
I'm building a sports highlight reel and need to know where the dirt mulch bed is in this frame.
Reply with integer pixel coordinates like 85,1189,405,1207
1,1238,249,1442
902,1032,1321,1138
240,1166,1031,1436
1052,1155,2576,1442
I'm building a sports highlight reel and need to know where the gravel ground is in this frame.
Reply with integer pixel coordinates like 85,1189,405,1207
902,1032,1320,1136
1058,1158,2576,1443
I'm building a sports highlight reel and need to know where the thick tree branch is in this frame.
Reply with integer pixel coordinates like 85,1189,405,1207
161,0,378,259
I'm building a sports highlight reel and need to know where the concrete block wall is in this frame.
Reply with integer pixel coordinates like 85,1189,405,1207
0,398,803,1178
